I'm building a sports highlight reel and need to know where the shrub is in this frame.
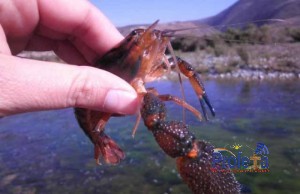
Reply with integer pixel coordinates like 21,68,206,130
287,28,300,42
236,47,249,65
214,44,227,56
171,37,198,52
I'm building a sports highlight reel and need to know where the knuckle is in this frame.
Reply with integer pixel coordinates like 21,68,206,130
67,67,99,108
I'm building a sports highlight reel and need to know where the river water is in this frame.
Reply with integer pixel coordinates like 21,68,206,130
0,79,299,194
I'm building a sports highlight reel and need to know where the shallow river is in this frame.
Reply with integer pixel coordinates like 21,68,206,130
0,79,299,194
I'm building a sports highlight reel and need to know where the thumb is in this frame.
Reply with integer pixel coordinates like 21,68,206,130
0,54,138,116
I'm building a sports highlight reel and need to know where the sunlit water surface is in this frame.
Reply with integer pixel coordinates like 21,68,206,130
0,79,299,194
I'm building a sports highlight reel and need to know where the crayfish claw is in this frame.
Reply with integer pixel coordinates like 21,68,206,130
171,57,216,119
141,93,240,193
152,121,196,158
199,99,209,121
177,141,240,194
199,94,216,121
202,93,216,117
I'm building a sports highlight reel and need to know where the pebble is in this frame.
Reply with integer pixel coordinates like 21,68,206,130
208,69,298,80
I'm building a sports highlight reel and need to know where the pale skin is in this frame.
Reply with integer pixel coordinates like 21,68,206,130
0,0,139,117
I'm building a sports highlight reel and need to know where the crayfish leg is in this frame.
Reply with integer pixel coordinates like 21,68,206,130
158,94,202,121
94,113,111,132
169,57,216,120
164,45,187,122
131,112,141,138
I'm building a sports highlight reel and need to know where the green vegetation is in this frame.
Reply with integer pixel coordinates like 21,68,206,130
171,24,300,79
172,24,300,52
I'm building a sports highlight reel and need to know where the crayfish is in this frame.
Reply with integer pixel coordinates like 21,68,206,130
75,21,240,194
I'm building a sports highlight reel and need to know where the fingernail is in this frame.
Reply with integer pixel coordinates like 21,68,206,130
103,90,138,114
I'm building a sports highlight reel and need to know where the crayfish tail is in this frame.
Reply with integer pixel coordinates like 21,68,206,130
74,108,125,165
94,132,125,165
177,141,240,194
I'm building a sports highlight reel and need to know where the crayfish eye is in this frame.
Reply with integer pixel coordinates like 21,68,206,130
125,29,141,43
130,29,145,37
131,30,138,36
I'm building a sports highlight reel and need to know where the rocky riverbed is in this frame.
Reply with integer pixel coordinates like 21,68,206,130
174,42,300,80
18,45,300,80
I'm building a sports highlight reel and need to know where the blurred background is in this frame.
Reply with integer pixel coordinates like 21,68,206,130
1,0,300,193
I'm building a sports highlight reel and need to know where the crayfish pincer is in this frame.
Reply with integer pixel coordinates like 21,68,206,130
141,91,240,194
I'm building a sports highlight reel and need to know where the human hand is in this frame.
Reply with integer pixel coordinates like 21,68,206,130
0,0,138,117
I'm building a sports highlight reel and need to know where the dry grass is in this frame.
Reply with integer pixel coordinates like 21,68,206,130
174,42,300,79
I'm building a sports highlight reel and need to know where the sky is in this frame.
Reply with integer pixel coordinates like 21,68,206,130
90,0,238,27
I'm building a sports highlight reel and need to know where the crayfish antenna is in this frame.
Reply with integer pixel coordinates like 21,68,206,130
147,19,160,30
141,20,160,39
167,42,187,123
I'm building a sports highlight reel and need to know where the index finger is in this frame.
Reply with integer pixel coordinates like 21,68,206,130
37,0,123,56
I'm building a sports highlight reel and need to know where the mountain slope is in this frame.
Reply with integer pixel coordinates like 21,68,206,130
199,0,300,27
119,0,300,36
